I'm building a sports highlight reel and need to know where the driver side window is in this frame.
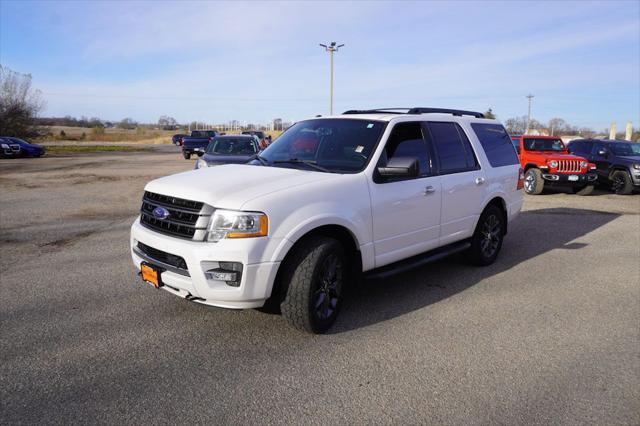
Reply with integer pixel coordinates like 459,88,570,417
381,122,431,178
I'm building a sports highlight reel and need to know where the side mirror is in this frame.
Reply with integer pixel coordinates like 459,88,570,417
377,157,419,178
598,149,608,157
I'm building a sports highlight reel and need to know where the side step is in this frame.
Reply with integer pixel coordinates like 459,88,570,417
365,240,471,280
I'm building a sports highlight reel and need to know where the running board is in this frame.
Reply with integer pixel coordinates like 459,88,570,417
365,240,471,280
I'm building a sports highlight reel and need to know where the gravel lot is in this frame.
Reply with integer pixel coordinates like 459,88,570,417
1,148,639,425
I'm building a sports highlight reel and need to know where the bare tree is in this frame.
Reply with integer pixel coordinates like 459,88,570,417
0,65,45,137
548,117,569,136
158,115,177,130
117,118,137,129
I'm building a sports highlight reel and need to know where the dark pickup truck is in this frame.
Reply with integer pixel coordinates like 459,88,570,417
181,130,219,159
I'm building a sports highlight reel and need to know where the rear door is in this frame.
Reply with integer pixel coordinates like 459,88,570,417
368,121,442,267
427,121,485,245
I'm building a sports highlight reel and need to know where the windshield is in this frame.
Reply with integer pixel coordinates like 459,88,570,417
206,138,258,155
256,118,387,173
523,138,565,152
609,142,640,157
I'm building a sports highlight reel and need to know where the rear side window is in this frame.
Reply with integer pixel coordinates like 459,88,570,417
427,122,478,174
471,123,519,167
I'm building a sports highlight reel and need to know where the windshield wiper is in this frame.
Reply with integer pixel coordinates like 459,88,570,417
273,158,330,173
250,154,269,166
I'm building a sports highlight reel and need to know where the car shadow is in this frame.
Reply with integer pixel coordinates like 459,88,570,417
330,207,620,334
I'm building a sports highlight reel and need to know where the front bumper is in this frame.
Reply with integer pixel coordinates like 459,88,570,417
542,172,597,184
130,218,289,309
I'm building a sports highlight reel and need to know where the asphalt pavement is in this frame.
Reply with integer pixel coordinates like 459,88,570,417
1,148,639,424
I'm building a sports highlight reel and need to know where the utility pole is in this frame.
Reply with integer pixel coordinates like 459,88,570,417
319,42,344,115
525,94,534,134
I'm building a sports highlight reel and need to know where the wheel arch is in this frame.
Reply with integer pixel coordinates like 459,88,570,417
268,224,362,306
608,166,631,180
523,163,538,172
480,196,509,235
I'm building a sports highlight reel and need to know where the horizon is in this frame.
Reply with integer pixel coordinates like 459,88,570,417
1,0,639,129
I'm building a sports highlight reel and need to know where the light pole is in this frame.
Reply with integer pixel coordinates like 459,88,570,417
525,94,534,134
319,42,344,115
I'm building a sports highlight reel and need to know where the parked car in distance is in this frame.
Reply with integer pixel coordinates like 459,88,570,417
511,135,596,195
195,135,261,170
242,130,270,149
1,138,21,158
172,133,188,146
2,137,45,157
181,130,219,159
567,139,640,195
131,107,523,334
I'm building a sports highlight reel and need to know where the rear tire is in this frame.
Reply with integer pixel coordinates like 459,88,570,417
183,152,191,160
524,168,544,195
280,236,346,334
468,205,505,266
611,170,633,195
572,184,594,195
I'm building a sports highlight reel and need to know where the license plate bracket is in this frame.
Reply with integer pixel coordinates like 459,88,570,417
568,175,579,181
140,262,163,289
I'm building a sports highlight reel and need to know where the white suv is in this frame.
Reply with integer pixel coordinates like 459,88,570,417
130,108,524,333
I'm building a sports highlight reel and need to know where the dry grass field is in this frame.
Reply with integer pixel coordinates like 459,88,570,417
40,126,284,146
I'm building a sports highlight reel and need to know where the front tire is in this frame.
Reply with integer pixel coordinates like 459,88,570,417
572,184,594,195
280,236,346,334
524,168,544,195
611,170,633,195
468,205,505,266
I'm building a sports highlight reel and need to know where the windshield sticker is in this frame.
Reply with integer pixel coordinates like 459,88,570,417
355,145,364,153
367,123,374,129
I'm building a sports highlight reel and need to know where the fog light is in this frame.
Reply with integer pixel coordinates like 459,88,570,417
205,262,243,287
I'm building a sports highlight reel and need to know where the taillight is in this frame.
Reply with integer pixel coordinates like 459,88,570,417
517,167,525,190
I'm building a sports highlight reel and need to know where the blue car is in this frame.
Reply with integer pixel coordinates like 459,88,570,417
1,137,45,157
195,135,261,169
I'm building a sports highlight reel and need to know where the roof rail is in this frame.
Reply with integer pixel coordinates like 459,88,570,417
342,107,485,118
342,108,408,115
406,108,484,118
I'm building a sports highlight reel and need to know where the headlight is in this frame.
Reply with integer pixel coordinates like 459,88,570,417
549,160,558,168
633,164,640,170
0,143,8,149
195,158,209,169
207,209,268,242
580,161,588,168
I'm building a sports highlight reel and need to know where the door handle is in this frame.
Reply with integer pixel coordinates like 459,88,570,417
475,177,485,185
423,186,436,195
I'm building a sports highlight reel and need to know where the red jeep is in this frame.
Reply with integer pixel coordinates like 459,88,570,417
511,135,597,195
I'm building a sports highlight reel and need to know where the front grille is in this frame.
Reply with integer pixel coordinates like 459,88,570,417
557,160,581,173
140,191,212,240
10,144,20,152
137,242,189,274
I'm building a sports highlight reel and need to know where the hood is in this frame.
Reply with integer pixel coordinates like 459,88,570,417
145,164,339,210
527,151,586,161
202,153,252,164
616,156,640,164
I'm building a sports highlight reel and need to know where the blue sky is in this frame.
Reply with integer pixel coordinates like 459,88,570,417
1,0,638,129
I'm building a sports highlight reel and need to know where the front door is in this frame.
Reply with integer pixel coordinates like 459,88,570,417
368,122,442,268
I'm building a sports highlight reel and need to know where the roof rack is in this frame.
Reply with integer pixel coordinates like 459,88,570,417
342,107,485,118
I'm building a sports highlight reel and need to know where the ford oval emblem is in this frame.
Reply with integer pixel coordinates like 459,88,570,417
152,206,170,220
